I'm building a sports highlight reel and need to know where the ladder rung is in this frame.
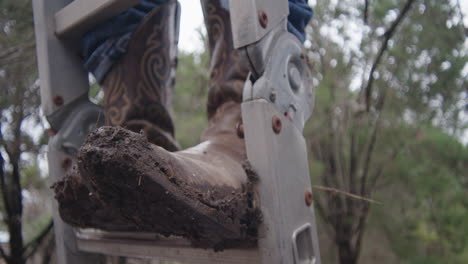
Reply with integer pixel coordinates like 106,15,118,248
76,229,260,264
55,0,141,37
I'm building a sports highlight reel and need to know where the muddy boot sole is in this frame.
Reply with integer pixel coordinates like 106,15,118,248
73,126,260,249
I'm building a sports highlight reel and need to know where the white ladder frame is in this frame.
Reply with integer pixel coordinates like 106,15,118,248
33,0,321,263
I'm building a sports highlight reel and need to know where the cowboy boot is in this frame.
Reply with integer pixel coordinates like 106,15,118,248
203,0,250,118
54,0,181,229
54,0,259,249
102,0,180,151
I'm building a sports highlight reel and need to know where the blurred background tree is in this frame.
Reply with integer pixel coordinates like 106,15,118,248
305,0,467,263
0,0,467,264
0,0,54,264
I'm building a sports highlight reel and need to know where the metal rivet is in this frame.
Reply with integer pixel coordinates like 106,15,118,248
305,191,313,206
258,10,268,28
236,122,244,139
53,95,64,106
269,92,276,103
46,129,56,137
272,116,282,134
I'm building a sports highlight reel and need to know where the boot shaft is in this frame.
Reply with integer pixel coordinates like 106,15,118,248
102,0,250,149
201,0,251,119
102,0,180,151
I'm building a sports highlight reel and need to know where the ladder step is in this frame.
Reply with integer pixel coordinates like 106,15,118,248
76,229,260,264
55,0,141,37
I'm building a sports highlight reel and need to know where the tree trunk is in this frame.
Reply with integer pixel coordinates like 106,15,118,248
337,239,357,264
7,220,24,264
6,162,25,264
41,233,55,264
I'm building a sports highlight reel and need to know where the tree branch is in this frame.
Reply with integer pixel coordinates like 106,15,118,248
364,0,416,112
314,195,335,238
0,129,13,163
364,0,370,24
360,84,389,197
359,113,382,197
369,146,402,191
0,42,35,64
0,152,10,262
23,220,54,259
349,127,358,194
0,144,13,221
41,235,55,264
0,87,26,264
0,245,9,262
455,0,467,35
313,185,381,204
353,203,370,261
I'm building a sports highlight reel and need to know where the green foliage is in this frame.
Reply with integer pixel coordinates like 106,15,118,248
307,0,467,263
173,48,210,148
89,81,104,105
377,128,468,264
22,213,52,246
0,1,51,262
20,162,46,190
383,0,467,128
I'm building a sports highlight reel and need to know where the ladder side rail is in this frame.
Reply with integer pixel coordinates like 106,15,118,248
33,0,90,127
33,1,321,263
33,0,106,263
242,100,321,264
229,0,288,49
47,149,105,264
231,1,321,263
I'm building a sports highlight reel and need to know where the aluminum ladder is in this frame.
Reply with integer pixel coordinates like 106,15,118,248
32,0,321,263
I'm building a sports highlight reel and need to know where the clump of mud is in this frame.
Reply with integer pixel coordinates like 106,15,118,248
53,126,262,250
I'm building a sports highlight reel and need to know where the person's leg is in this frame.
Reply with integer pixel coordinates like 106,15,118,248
79,0,312,151
204,0,313,116
203,0,250,118
54,0,314,249
288,0,313,42
101,1,180,151
81,0,171,83
82,0,313,85
82,0,180,151
55,0,255,249
54,0,181,231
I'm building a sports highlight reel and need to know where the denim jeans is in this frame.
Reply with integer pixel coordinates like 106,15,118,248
82,0,313,83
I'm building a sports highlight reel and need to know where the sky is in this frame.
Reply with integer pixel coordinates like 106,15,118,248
178,0,204,53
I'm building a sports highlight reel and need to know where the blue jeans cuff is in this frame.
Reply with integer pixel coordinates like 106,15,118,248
83,0,313,82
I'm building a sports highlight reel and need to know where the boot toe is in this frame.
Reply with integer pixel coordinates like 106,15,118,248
75,126,260,248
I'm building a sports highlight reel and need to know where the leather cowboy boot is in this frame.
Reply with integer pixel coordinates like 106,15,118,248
54,0,259,249
102,0,180,151
54,0,181,229
203,0,249,118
